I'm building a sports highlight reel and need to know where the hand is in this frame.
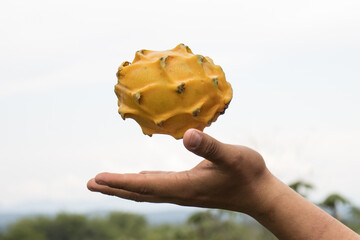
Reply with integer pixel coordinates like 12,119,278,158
87,128,274,214
87,129,360,239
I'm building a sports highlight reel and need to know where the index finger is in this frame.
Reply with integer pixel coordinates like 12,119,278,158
94,171,193,199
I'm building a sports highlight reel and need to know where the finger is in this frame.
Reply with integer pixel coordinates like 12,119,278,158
139,171,173,174
87,178,163,203
88,178,200,207
183,129,234,166
94,171,191,199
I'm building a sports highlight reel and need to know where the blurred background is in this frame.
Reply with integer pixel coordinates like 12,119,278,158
1,0,360,237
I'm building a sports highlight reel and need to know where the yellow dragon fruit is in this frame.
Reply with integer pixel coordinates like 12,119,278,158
114,44,232,139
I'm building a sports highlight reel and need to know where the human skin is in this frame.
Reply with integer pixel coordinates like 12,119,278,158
87,129,360,240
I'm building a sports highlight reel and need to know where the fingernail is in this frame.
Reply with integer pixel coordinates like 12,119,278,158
189,130,202,149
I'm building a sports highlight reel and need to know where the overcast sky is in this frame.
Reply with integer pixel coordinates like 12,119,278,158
1,0,360,214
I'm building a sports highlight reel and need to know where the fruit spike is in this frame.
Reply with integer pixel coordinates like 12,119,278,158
212,77,219,87
192,108,201,117
137,50,145,55
177,83,185,94
118,111,126,120
134,51,144,62
197,55,204,64
156,121,164,128
133,92,141,104
220,101,231,115
114,44,233,139
178,43,193,53
160,56,168,68
116,61,130,78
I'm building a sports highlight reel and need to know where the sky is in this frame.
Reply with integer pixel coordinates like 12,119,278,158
0,0,360,214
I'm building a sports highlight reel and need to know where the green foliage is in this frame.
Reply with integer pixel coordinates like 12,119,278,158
1,193,359,239
186,210,276,240
0,212,147,240
319,193,351,220
348,207,360,233
146,224,190,240
0,210,278,240
1,216,48,240
320,193,350,209
289,180,314,198
107,212,147,240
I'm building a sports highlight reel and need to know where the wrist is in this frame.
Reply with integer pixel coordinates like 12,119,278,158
242,171,359,239
242,170,288,218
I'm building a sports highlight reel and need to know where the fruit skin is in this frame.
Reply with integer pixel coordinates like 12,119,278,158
115,44,233,139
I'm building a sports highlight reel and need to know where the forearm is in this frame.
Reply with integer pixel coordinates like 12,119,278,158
247,172,359,240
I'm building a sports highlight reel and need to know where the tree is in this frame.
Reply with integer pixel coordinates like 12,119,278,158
347,206,360,233
107,212,147,240
186,210,276,240
0,216,48,240
289,180,314,198
320,193,350,220
146,224,189,240
0,212,148,240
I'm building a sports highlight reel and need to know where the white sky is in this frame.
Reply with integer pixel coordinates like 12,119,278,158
0,0,360,213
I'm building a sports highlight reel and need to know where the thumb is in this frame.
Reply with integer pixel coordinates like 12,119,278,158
183,129,229,165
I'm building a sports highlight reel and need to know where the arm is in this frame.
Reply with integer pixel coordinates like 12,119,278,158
87,129,359,240
248,174,359,239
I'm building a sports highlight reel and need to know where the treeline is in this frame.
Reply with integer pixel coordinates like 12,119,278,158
1,207,359,240
1,181,359,239
0,211,276,240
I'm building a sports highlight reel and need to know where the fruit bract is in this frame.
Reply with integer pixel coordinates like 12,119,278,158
114,44,233,139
